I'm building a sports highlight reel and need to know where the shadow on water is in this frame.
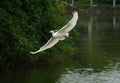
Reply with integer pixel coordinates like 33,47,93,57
0,14,120,83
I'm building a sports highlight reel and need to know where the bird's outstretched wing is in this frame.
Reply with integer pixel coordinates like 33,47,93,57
58,11,78,34
30,37,60,54
30,11,78,54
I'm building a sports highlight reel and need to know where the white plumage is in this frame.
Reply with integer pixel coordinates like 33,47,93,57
30,11,78,54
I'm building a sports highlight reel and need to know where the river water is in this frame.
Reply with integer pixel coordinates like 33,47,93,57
0,15,120,83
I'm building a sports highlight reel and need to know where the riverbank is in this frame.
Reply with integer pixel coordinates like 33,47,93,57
66,6,120,16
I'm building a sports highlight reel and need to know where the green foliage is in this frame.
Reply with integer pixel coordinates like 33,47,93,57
0,0,67,68
0,0,80,69
52,2,66,15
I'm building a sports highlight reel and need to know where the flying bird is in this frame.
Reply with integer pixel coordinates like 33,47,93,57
30,11,78,54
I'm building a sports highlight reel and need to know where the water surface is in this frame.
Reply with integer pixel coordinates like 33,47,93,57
0,15,120,83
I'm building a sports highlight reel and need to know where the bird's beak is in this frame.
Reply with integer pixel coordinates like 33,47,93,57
72,11,74,14
72,11,77,15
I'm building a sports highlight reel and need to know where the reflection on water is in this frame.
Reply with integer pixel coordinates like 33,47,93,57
0,15,120,83
58,15,120,83
58,62,120,83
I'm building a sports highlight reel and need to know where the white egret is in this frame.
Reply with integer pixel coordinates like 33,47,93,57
30,11,78,54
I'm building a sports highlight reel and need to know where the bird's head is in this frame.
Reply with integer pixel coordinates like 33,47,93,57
50,30,54,34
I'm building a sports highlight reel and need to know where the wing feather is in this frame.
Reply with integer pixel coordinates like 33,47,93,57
58,11,78,34
30,11,78,54
30,37,60,54
40,37,59,50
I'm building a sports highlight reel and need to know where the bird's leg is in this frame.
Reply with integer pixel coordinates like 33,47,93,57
68,36,72,38
65,33,69,37
59,36,65,41
65,33,72,39
64,33,69,38
65,36,71,39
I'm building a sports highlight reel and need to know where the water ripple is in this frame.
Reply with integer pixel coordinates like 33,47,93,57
57,62,120,83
